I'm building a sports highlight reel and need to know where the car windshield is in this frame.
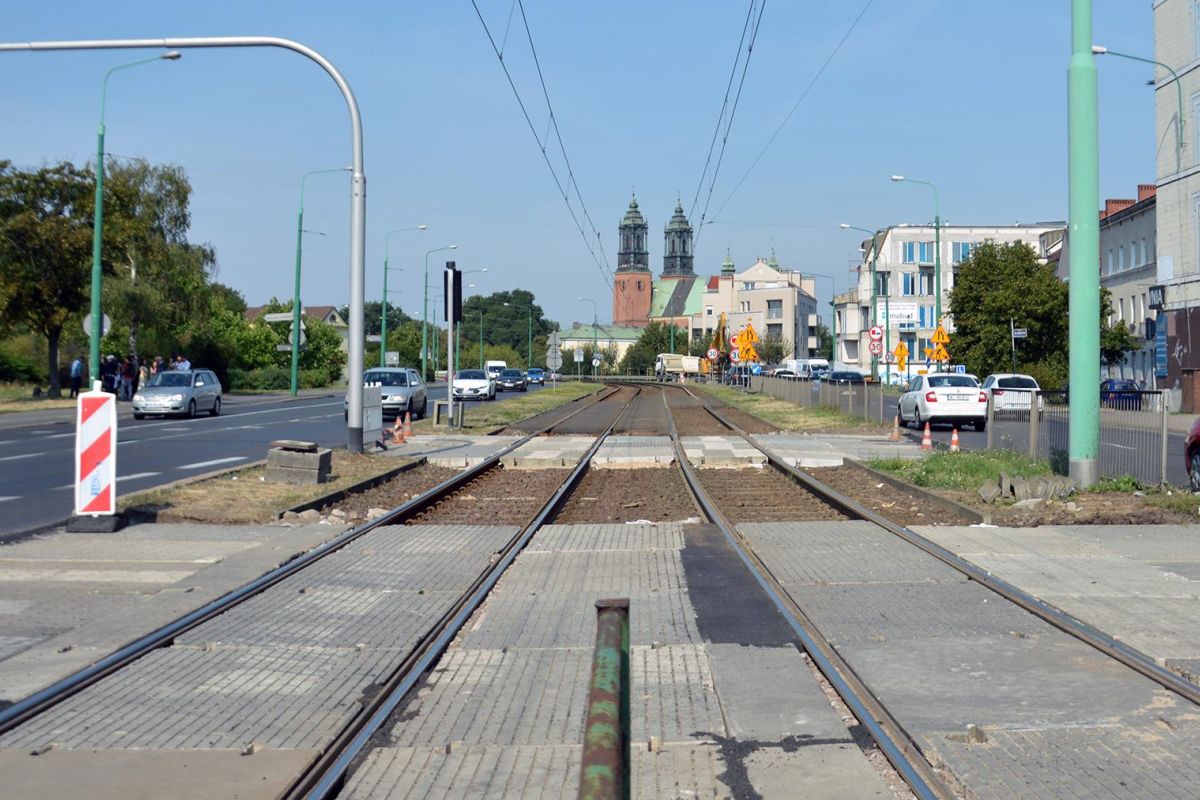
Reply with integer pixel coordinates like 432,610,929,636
365,371,408,387
528,369,543,374
457,370,486,380
928,376,977,388
830,372,859,380
500,369,523,378
998,377,1037,389
148,372,191,387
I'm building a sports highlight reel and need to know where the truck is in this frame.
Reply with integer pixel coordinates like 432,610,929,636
654,353,702,381
777,357,829,379
484,360,507,380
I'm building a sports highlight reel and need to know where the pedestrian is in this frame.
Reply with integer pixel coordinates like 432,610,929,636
100,355,118,394
130,354,141,396
69,354,84,398
175,353,191,371
119,356,135,401
137,359,148,391
154,355,165,376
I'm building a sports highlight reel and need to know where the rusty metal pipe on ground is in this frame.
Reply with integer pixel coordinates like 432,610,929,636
579,598,630,800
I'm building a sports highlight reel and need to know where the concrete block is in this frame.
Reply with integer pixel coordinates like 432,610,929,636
265,463,330,485
978,482,1002,504
267,447,332,472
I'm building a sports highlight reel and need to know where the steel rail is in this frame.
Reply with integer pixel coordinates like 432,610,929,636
683,384,1200,708
0,384,622,735
656,386,950,800
292,387,645,798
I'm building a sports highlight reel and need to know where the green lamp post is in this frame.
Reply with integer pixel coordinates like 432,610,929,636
89,51,181,384
891,175,942,329
422,245,457,380
380,225,427,367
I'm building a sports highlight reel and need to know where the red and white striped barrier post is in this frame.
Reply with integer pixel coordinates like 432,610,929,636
68,380,122,531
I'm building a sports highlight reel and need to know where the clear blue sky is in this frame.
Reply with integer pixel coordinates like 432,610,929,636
2,1,1154,328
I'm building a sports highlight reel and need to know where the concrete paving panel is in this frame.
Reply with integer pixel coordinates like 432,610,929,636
911,524,1114,558
738,521,962,585
631,643,724,745
753,432,922,465
499,549,688,594
1048,523,1200,563
743,744,892,799
1037,594,1200,661
964,552,1197,599
343,744,581,799
380,435,520,467
681,436,766,467
592,435,674,466
528,522,685,552
501,435,594,468
632,744,729,799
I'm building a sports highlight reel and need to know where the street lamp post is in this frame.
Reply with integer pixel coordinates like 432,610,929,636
478,310,485,370
503,302,534,370
840,223,882,380
292,167,350,395
891,175,942,328
380,225,427,367
422,245,457,380
1093,45,1185,174
578,297,598,377
88,51,180,384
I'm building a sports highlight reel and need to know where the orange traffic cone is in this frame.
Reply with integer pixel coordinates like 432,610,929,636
921,421,933,451
403,410,413,438
889,415,902,442
950,428,960,452
391,419,406,444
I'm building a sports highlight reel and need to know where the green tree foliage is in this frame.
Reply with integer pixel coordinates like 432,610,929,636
755,334,791,365
618,322,686,375
812,323,832,361
0,161,97,395
560,343,619,375
1099,288,1143,367
462,289,558,368
340,301,412,338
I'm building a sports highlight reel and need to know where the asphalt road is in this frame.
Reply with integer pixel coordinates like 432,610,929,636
0,381,547,537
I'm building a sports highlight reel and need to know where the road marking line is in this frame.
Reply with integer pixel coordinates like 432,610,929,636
0,452,41,463
47,433,74,439
118,471,160,482
0,496,18,503
177,456,247,471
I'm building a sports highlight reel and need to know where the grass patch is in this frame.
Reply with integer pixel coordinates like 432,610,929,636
868,450,1051,492
120,450,414,524
0,382,76,414
412,382,604,432
695,384,889,432
1089,475,1145,493
1144,488,1200,516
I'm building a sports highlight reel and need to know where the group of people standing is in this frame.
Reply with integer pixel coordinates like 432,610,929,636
68,352,192,400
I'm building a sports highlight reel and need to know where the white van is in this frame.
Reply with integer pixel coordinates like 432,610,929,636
484,360,507,380
779,358,829,378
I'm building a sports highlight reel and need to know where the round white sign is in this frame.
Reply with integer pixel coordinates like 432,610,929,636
707,348,718,359
869,325,883,341
868,340,884,355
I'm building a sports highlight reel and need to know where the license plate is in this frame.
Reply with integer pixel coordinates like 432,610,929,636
948,394,970,401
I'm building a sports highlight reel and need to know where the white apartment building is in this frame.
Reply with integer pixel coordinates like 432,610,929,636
1152,0,1200,409
1098,187,1158,386
685,254,819,359
836,223,1063,376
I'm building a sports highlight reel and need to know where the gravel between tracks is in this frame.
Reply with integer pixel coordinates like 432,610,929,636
714,405,780,434
323,462,461,519
669,406,732,436
697,466,848,522
554,465,700,523
405,467,572,525
804,465,973,527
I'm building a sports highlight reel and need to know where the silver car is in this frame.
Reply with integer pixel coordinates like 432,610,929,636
345,367,428,419
132,369,222,419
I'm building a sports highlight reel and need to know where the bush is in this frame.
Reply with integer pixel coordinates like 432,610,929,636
0,349,41,382
299,369,333,389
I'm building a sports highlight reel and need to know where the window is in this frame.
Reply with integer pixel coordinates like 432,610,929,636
1118,297,1125,321
705,305,713,317
952,241,974,264
637,280,643,290
742,281,756,290
903,242,916,264
901,273,916,296
766,299,783,319
1140,237,1147,265
875,271,890,296
1119,245,1125,270
692,328,703,341
767,323,782,338
918,241,936,264
918,271,933,296
1106,249,1114,273
740,301,750,312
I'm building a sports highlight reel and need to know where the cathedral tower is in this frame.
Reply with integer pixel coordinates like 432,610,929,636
612,194,652,327
662,200,694,278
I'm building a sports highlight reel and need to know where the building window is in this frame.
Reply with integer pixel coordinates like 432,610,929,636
1106,249,1114,273
706,305,713,317
766,299,783,319
740,301,750,312
918,271,933,296
1140,237,1147,265
903,242,916,264
1118,297,1125,322
1118,245,1125,270
901,273,915,296
637,280,643,290
951,241,974,264
767,323,782,338
918,241,936,264
875,271,890,296
742,281,756,290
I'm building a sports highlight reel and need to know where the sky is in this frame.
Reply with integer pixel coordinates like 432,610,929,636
1,1,1156,329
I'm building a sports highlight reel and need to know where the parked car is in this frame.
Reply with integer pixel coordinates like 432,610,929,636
725,365,753,387
547,370,562,381
526,368,545,385
898,372,988,431
810,367,832,381
1186,417,1200,491
981,373,1043,415
345,367,427,420
131,369,222,419
497,368,528,392
826,370,865,385
1100,379,1142,410
453,369,495,401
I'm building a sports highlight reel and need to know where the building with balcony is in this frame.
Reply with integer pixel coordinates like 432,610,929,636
1098,186,1158,387
836,222,1063,377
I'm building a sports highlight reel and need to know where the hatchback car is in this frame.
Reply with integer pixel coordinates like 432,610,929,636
526,368,545,385
982,373,1043,415
826,370,865,385
898,373,987,430
132,369,222,419
346,367,427,419
497,368,528,392
725,365,753,387
1100,379,1142,410
453,369,495,401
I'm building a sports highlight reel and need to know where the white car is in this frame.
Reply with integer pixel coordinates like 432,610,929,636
898,372,988,431
452,369,495,401
982,373,1043,415
344,367,427,420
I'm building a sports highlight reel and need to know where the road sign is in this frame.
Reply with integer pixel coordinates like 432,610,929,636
931,343,950,361
932,325,950,344
894,342,909,359
868,340,883,356
547,349,563,370
884,352,895,364
707,347,719,360
742,323,759,343
751,363,762,375
366,334,381,343
869,325,883,342
729,348,740,363
82,313,112,339
75,387,116,516
1012,328,1028,339
924,347,934,360
954,364,966,374
262,312,294,323
896,356,907,371
591,357,601,368
548,331,561,349
729,333,739,347
574,349,584,363
386,350,399,366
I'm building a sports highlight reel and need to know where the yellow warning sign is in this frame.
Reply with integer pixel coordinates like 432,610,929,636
896,356,907,371
739,323,759,345
931,343,950,361
924,347,934,360
932,325,950,344
893,342,909,359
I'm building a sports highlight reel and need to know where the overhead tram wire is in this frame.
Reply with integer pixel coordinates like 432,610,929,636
711,0,874,223
470,0,614,289
693,0,767,247
689,0,757,222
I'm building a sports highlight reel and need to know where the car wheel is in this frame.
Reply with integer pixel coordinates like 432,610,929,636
419,397,428,419
1191,450,1200,491
974,418,986,432
210,397,221,417
133,413,145,420
186,399,196,419
914,408,923,430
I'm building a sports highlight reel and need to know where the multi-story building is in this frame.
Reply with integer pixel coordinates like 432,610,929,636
1098,186,1158,387
1152,0,1200,408
837,223,1063,377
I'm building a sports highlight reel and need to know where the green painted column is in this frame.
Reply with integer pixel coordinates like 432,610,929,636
1068,0,1100,486
379,256,389,368
89,123,105,384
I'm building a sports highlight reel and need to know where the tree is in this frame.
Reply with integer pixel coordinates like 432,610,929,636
618,322,686,375
1099,289,1143,368
756,333,791,365
813,324,832,360
462,289,558,364
339,301,412,338
0,161,96,396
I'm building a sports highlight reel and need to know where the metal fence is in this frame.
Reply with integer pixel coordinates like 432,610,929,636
749,375,890,424
987,389,1170,486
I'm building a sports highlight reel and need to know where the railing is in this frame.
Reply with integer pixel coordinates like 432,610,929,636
987,389,1169,486
750,375,889,424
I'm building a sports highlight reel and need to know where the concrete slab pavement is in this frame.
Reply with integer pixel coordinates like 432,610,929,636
377,434,520,467
591,435,674,467
752,432,922,467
